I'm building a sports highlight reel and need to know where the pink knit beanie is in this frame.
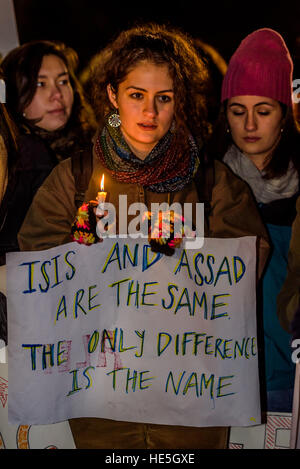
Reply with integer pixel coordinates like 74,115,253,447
221,28,293,106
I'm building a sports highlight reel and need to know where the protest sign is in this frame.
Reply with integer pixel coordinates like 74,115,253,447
230,412,292,449
290,362,300,448
0,265,75,449
0,363,75,449
7,237,260,427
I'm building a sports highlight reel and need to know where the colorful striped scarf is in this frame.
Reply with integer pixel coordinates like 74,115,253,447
94,117,200,193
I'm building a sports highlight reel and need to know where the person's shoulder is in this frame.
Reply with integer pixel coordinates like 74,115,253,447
214,159,238,181
38,157,73,194
213,159,251,195
44,156,72,180
16,133,55,170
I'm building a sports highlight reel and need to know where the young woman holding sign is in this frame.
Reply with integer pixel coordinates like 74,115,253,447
209,28,300,412
18,24,269,449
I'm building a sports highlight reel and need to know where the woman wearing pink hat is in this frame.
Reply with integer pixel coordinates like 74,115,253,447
210,28,300,413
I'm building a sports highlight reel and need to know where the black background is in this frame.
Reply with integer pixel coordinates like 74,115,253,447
12,0,300,73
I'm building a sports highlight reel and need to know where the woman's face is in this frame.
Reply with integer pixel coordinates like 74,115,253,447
226,95,284,169
107,61,175,160
23,54,74,131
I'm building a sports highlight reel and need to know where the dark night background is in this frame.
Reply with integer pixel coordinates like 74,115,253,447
12,0,300,74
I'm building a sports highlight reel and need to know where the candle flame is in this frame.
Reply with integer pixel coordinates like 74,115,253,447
100,174,105,191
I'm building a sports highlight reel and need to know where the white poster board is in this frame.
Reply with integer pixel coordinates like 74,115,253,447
0,363,75,449
290,362,300,448
230,413,292,449
0,265,75,449
7,237,260,427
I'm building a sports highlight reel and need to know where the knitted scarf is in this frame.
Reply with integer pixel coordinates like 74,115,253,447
223,144,299,204
94,119,200,193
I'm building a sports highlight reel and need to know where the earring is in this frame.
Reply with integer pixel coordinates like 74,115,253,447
170,120,176,134
23,112,26,118
108,112,121,128
226,128,230,134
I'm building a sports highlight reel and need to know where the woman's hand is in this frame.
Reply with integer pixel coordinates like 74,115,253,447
70,201,106,245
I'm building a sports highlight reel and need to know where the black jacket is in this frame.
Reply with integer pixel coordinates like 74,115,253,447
0,133,58,262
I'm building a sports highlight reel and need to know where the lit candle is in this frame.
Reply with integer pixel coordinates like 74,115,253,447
96,174,107,216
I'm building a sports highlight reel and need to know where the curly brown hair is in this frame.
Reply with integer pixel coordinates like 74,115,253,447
90,23,212,143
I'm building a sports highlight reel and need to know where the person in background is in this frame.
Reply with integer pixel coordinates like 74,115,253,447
0,67,18,205
209,28,300,413
292,36,300,129
277,196,300,339
0,40,96,263
18,24,269,449
277,37,300,339
0,67,20,350
0,129,8,205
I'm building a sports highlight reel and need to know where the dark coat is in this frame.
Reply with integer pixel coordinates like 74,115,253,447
0,133,58,262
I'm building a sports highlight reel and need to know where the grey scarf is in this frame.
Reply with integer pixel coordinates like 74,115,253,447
223,144,299,204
